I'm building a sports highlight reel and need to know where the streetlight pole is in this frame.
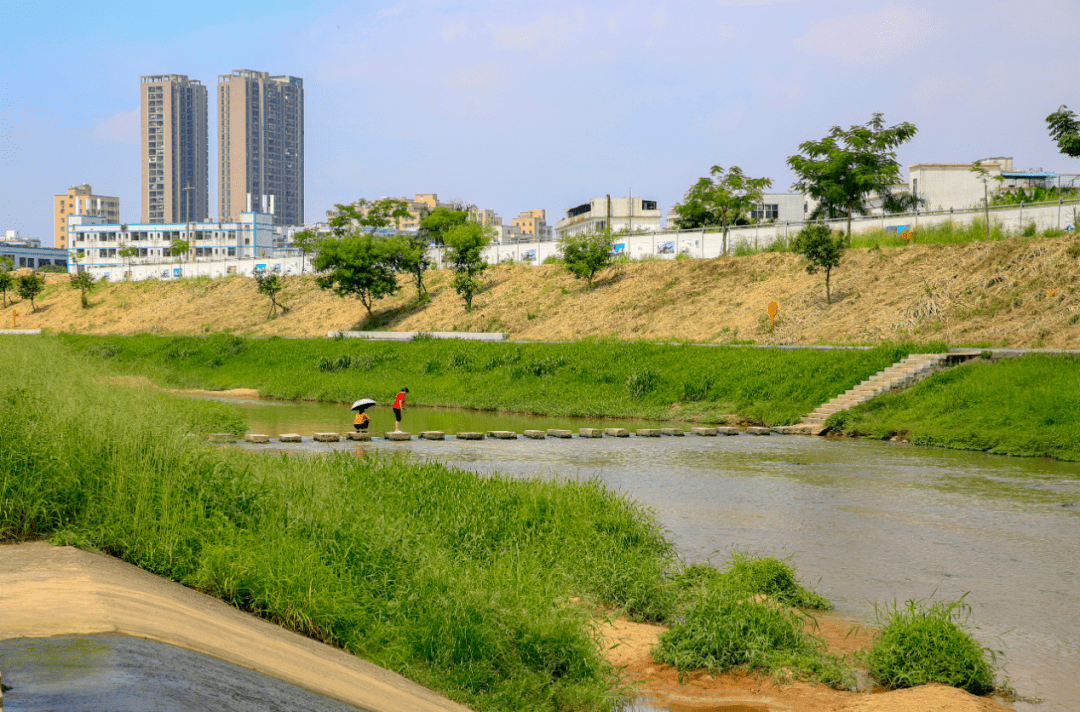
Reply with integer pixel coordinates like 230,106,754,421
182,183,194,266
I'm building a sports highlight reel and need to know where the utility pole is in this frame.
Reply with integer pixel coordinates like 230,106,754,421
182,183,194,263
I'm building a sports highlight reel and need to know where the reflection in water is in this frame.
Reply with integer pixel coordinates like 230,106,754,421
226,397,1080,712
0,635,367,712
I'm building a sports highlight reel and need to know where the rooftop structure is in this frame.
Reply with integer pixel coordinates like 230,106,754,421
554,196,662,238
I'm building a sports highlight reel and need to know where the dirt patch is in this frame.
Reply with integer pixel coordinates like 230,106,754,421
599,616,1012,712
97,375,260,399
11,234,1080,347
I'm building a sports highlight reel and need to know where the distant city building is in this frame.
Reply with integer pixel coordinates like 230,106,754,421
748,193,810,224
140,74,209,224
1,230,69,270
53,184,119,249
328,193,459,232
67,213,286,273
555,196,662,238
218,69,304,226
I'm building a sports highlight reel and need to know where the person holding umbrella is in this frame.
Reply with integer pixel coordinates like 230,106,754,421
351,398,376,432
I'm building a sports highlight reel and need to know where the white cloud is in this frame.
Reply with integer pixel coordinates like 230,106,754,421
797,4,945,62
91,109,138,143
492,12,582,53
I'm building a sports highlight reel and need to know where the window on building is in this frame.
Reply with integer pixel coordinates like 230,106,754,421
751,204,779,220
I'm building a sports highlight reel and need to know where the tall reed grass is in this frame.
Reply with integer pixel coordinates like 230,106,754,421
58,334,934,426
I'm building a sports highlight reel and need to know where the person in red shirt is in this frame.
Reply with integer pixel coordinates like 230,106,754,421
392,387,409,432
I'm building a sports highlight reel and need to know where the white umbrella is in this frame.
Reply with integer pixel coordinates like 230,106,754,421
350,398,377,411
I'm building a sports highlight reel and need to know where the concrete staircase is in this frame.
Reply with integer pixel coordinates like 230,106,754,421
793,351,981,435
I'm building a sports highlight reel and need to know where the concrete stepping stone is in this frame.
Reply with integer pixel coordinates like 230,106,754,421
746,426,771,436
716,427,739,436
547,429,573,438
208,433,236,443
523,430,546,439
313,432,340,442
278,433,302,443
346,432,372,441
660,428,685,436
635,429,661,437
488,431,518,439
384,431,412,441
579,428,603,438
244,433,270,444
456,432,485,440
605,428,630,437
690,427,717,436
420,431,445,440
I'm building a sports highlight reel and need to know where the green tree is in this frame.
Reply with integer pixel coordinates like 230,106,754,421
970,161,1002,241
418,206,468,245
312,232,398,321
443,222,493,311
1046,105,1080,159
16,273,46,311
787,113,918,241
559,228,614,288
0,256,13,307
170,239,190,260
331,198,412,236
792,222,845,305
670,166,773,254
254,271,289,317
291,228,320,274
386,232,433,301
118,243,137,277
69,271,99,308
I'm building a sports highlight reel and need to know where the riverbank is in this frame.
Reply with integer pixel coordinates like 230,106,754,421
6,232,1080,348
0,336,1016,712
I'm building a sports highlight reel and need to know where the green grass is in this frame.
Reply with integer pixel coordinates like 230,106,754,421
865,596,999,694
0,335,679,711
827,354,1080,461
655,553,851,689
56,333,938,426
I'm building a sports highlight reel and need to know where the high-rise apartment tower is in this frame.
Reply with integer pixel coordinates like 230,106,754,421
218,69,304,226
140,74,209,224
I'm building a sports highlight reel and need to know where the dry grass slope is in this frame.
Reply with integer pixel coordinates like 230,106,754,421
10,233,1080,347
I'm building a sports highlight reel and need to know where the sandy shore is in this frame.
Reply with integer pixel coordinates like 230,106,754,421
0,542,470,712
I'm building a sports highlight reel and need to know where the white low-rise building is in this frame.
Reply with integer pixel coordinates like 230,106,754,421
555,196,662,238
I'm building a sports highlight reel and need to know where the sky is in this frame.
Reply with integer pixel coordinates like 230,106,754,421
2,0,1079,245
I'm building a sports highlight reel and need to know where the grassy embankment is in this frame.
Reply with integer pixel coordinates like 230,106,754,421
0,335,1004,709
828,354,1080,461
57,333,933,425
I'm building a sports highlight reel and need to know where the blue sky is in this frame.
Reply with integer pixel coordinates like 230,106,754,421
2,0,1079,245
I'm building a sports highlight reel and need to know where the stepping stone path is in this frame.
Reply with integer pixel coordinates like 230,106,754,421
278,433,302,443
691,427,717,436
746,427,771,436
547,429,573,438
488,431,518,439
579,428,603,438
660,428,685,436
456,432,485,440
636,429,661,437
605,428,630,437
420,431,445,440
346,432,372,441
717,427,739,436
313,432,339,442
384,432,412,441
523,430,546,439
245,433,270,444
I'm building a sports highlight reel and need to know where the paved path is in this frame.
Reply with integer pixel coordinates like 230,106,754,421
0,542,473,712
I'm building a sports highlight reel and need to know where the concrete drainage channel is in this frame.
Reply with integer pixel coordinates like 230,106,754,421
213,426,782,445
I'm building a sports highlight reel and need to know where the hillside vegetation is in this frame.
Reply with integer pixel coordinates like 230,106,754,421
8,232,1080,348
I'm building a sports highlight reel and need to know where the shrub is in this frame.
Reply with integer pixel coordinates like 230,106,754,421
625,368,660,399
865,596,998,694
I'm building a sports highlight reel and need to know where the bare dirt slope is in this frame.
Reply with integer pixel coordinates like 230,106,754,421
9,234,1080,347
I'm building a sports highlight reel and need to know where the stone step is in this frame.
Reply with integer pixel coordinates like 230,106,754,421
313,432,339,442
346,432,371,441
456,432,485,440
384,431,412,441
420,431,445,440
605,428,630,437
660,428,685,436
547,429,573,438
746,426,771,436
523,430,546,439
635,429,661,437
716,427,740,435
691,427,717,436
579,428,603,438
245,433,269,444
278,433,302,443
487,431,518,440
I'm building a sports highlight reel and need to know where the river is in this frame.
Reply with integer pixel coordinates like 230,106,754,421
229,398,1079,712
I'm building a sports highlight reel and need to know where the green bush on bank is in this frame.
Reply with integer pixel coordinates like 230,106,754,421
827,354,1080,461
865,596,998,694
57,333,935,426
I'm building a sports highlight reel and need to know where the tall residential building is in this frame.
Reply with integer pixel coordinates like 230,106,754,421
140,74,209,224
218,69,304,226
53,184,119,249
